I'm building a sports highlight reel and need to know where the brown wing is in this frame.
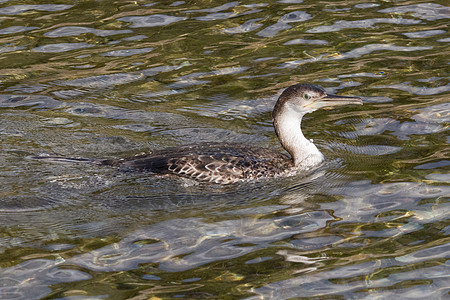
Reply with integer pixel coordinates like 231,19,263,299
118,143,292,184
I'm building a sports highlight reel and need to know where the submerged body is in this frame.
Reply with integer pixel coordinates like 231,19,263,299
34,83,362,184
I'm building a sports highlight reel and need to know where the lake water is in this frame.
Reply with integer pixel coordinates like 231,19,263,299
0,0,449,299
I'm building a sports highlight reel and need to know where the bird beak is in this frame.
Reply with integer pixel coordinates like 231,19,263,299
309,93,363,110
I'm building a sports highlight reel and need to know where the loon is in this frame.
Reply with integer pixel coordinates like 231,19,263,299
33,83,362,184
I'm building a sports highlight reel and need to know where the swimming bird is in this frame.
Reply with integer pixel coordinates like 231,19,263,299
33,83,362,184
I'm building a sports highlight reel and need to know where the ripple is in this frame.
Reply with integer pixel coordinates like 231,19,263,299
257,11,312,37
397,122,443,140
425,173,450,182
44,26,132,37
168,67,247,88
412,103,450,123
396,243,450,263
278,0,303,3
327,143,402,155
62,102,187,126
378,3,450,21
184,2,238,13
196,12,236,21
102,47,154,57
284,38,328,45
171,1,185,7
0,0,448,298
403,29,446,38
5,84,48,93
122,34,147,41
51,89,86,99
62,73,145,88
0,26,37,35
112,123,155,132
250,258,450,299
0,195,61,212
44,267,91,281
45,243,75,251
0,4,72,15
339,72,386,79
362,96,393,103
245,256,273,264
0,94,60,109
155,128,264,145
344,116,445,141
0,44,26,54
282,44,432,68
249,261,381,299
345,118,399,137
119,14,187,28
68,212,332,272
140,64,184,77
222,18,263,34
374,82,450,95
354,3,380,9
62,102,119,117
324,7,350,12
307,18,421,33
414,160,450,170
0,258,90,300
326,181,450,224
32,42,94,53
178,94,273,120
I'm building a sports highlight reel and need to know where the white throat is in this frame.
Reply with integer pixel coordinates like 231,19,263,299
274,105,324,169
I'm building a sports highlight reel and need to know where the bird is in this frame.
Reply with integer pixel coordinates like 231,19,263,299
33,83,362,184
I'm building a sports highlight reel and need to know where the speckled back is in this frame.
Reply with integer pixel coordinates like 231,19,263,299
118,143,294,184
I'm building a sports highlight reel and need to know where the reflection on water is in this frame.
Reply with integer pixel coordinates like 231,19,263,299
0,0,448,299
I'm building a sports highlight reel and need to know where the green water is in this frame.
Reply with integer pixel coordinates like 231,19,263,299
0,0,448,299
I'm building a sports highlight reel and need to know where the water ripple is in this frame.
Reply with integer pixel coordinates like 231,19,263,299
354,3,380,9
44,26,132,37
101,47,154,57
403,29,446,38
412,103,450,123
374,82,450,95
0,26,37,35
0,259,90,300
0,44,25,54
326,143,402,156
185,2,239,13
257,11,312,37
31,42,94,53
344,116,446,141
284,38,328,45
0,4,72,15
282,44,432,68
0,0,448,298
0,94,60,109
278,0,304,3
222,18,263,34
62,73,145,88
119,14,187,28
307,17,421,33
378,3,450,21
67,212,333,272
396,243,450,263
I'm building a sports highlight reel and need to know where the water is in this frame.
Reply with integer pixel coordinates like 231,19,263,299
0,0,448,299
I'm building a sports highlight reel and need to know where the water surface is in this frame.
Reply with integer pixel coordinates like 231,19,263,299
0,0,449,299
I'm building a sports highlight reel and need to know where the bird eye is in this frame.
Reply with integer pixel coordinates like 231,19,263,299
303,93,311,100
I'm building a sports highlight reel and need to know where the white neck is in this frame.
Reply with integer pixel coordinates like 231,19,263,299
274,104,324,169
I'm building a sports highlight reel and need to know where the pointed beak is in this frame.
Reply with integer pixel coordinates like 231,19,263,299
307,93,363,110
